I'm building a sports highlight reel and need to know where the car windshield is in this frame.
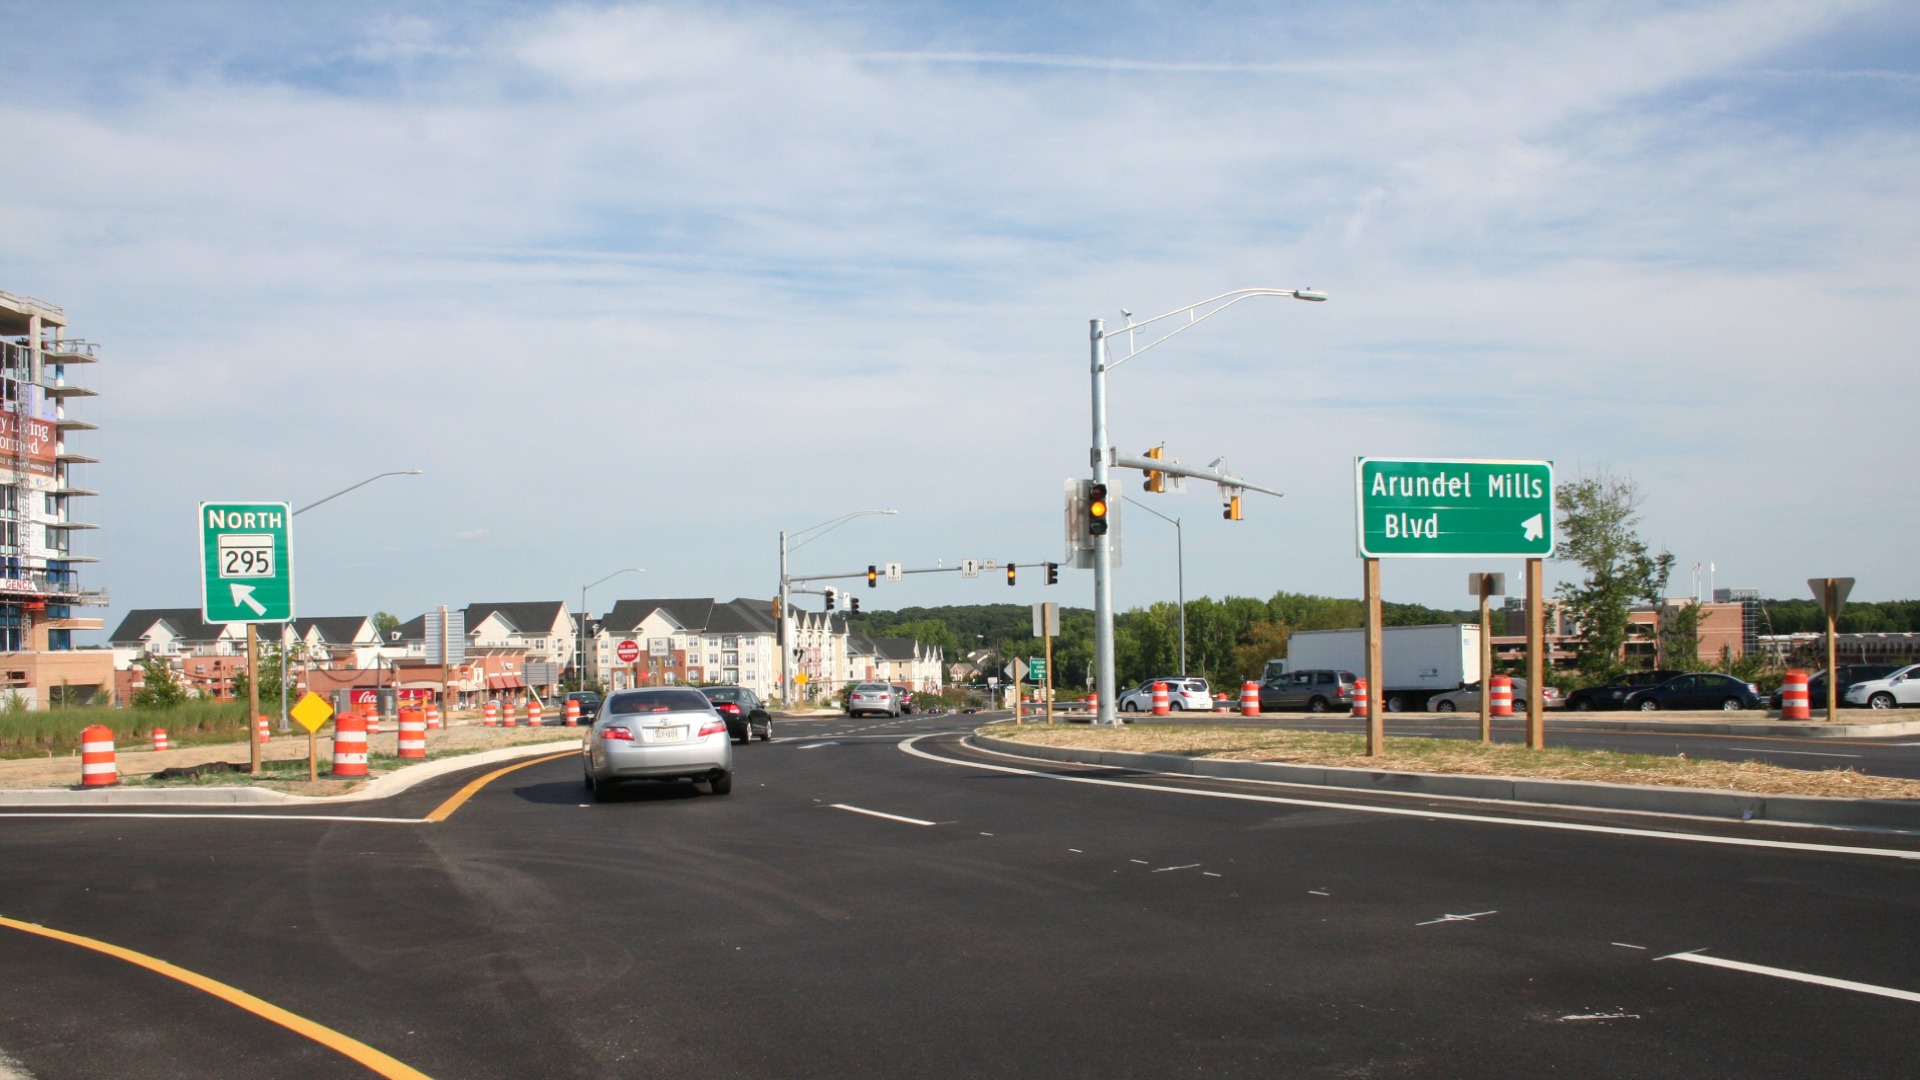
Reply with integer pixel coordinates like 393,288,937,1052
702,688,743,702
606,689,715,714
854,684,890,693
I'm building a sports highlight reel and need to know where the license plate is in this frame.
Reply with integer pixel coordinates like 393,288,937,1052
650,726,686,742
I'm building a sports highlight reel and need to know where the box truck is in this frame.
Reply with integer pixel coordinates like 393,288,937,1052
1262,624,1481,713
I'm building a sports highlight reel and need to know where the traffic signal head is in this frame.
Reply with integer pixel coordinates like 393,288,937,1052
1045,561,1058,586
1144,446,1165,494
1007,564,1017,586
1088,482,1109,535
850,596,861,613
867,565,878,588
1223,495,1243,521
824,587,837,610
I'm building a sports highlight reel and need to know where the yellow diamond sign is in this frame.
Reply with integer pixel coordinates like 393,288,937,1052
795,673,810,685
290,691,335,734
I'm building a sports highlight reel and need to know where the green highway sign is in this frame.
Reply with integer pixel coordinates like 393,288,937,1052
1028,657,1048,682
1355,458,1553,558
200,501,295,623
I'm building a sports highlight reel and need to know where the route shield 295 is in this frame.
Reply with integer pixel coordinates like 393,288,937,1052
200,501,295,623
1355,458,1553,558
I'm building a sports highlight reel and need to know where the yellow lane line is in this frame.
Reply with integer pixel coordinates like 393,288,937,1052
422,751,577,823
0,915,434,1080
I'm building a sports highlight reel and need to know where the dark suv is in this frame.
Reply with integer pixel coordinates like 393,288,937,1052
1258,669,1357,713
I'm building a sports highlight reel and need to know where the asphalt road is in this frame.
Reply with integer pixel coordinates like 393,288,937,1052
3,711,1919,1078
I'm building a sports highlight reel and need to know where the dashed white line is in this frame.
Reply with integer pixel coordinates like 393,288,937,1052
1656,949,1920,1003
1151,863,1202,873
830,804,935,826
1416,910,1498,927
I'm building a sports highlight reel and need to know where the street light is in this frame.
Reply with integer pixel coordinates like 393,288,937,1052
580,567,645,692
1123,495,1185,677
1089,288,1323,725
280,468,424,731
779,509,897,707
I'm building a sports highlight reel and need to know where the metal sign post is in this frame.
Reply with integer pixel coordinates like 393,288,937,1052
1812,577,1855,719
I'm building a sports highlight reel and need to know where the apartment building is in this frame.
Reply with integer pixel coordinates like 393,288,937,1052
0,290,109,705
591,598,779,696
464,601,576,670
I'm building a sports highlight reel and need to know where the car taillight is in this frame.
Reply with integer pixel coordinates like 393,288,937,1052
698,719,727,737
717,702,741,714
602,726,634,741
1335,687,1349,698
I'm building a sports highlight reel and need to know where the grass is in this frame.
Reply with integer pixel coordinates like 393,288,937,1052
987,723,1920,801
0,702,254,759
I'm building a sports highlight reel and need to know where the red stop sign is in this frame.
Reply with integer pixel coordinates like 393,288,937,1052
616,640,641,663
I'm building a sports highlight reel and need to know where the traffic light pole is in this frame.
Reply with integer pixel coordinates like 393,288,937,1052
1090,318,1118,726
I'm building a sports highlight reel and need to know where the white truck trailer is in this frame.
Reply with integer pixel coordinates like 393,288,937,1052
1263,624,1481,712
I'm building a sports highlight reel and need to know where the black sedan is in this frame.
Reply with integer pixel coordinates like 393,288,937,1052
700,685,773,743
1564,670,1687,711
1622,673,1764,712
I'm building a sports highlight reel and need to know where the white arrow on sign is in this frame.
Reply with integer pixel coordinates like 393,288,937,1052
230,583,268,616
1520,514,1544,542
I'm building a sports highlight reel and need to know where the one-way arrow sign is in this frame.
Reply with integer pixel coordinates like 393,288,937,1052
230,583,269,616
1521,514,1544,542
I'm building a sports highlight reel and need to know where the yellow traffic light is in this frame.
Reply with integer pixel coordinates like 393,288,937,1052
1223,495,1242,521
1144,446,1165,493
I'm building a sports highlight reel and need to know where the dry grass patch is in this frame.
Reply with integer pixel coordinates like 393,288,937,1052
987,724,1920,801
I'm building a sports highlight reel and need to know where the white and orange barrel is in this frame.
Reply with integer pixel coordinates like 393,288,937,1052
564,699,581,726
332,712,369,777
80,724,116,787
483,701,499,726
151,728,169,752
425,703,441,731
1351,677,1370,716
396,707,427,760
1781,669,1811,720
257,715,271,743
1151,681,1170,716
528,700,543,726
502,700,517,727
1241,681,1260,717
1087,692,1097,711
360,700,381,736
1489,675,1514,717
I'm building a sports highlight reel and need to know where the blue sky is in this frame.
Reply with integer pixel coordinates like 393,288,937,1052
3,1,1916,636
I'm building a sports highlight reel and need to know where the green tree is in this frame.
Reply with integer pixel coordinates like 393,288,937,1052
130,655,187,709
1554,471,1671,680
373,612,402,638
1656,599,1704,667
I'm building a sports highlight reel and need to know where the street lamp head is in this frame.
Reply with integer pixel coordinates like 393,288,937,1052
404,469,423,475
1291,288,1328,302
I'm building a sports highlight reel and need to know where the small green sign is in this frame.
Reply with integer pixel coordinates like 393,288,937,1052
200,501,294,623
1355,458,1553,558
1028,657,1048,682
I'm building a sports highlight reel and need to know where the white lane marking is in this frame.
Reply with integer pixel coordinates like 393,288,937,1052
1129,859,1149,864
830,804,935,826
899,736,1920,862
1612,942,1648,950
1203,872,1223,878
1416,910,1497,927
1068,848,1083,853
1735,748,1862,759
796,742,840,749
1656,950,1920,1003
0,1045,32,1080
1560,1012,1640,1021
1308,890,1331,896
1151,863,1202,873
0,812,412,824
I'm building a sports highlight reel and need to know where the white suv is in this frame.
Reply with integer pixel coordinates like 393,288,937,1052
1118,677,1214,713
1844,664,1920,710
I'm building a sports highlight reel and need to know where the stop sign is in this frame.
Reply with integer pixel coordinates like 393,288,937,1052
616,640,641,663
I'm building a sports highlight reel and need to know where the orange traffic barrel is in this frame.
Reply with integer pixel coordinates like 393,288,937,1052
151,728,169,752
256,715,271,743
332,712,369,777
80,724,117,787
564,699,581,726
483,701,498,726
1781,669,1811,720
502,700,517,728
425,703,441,731
1351,677,1370,716
528,700,543,726
1151,681,1170,716
1489,675,1514,717
396,707,427,760
1241,681,1260,717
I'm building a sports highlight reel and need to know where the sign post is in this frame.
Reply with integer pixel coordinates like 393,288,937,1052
200,502,293,775
1033,601,1060,724
1811,577,1855,719
1469,573,1506,744
290,691,335,783
1355,459,1553,755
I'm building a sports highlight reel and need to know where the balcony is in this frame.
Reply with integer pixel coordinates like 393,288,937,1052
54,416,95,431
55,451,97,464
39,340,97,364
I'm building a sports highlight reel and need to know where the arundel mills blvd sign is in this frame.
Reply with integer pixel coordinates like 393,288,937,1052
1355,458,1553,558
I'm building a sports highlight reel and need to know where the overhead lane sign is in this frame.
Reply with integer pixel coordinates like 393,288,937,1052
200,502,294,623
1355,458,1553,558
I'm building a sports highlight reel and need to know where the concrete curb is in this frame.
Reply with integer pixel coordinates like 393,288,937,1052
0,739,581,808
970,734,1920,832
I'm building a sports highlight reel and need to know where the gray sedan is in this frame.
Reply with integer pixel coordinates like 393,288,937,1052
583,688,734,800
1428,679,1561,713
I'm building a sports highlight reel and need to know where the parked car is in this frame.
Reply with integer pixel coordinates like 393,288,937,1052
1622,673,1763,711
700,685,772,743
582,687,733,800
1118,676,1213,713
1564,670,1687,712
1843,664,1920,710
1428,679,1562,713
1258,669,1357,713
562,690,603,722
1768,665,1902,711
891,684,916,715
847,682,901,718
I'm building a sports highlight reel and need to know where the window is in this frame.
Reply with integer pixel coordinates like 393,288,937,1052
722,636,738,648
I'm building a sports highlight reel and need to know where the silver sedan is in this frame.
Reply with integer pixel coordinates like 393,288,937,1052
584,687,734,800
1428,679,1561,712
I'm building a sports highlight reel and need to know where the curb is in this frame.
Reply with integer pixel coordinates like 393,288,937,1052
970,734,1920,832
0,739,581,808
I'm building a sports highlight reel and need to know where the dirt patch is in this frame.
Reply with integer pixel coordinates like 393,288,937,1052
986,724,1920,801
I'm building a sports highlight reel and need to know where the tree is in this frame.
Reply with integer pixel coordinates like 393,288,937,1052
130,655,187,708
1554,471,1671,680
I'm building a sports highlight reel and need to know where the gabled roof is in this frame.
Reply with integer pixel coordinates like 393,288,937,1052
847,631,878,656
109,608,228,646
600,598,716,634
388,615,426,645
709,598,777,634
293,616,375,645
871,636,927,661
464,601,569,637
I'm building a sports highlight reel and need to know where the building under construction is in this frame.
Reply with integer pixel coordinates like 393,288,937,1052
0,290,109,705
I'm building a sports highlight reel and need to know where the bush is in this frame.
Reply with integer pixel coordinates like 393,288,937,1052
0,701,250,758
